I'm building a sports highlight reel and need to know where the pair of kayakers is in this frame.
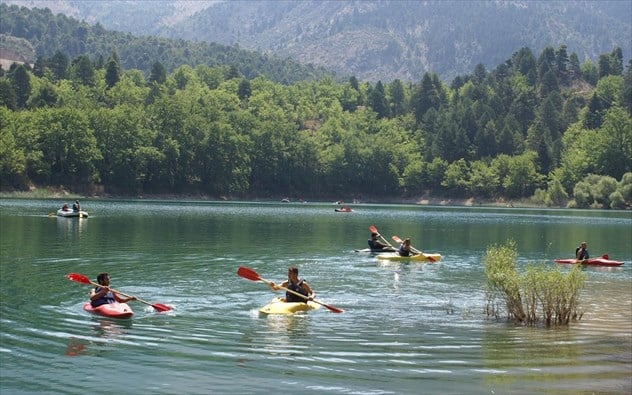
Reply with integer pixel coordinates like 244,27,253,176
60,200,81,212
368,231,416,256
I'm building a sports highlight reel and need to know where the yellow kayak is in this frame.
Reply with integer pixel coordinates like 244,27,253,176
376,252,442,262
259,297,320,315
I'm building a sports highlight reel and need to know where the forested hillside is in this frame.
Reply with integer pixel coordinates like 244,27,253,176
2,0,629,82
1,31,631,207
0,3,331,84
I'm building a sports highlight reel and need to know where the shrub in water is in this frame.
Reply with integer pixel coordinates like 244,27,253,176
484,240,585,326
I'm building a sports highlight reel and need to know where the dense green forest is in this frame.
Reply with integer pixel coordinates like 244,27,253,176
0,5,631,208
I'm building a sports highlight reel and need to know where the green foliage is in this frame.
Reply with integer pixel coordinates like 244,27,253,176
484,240,586,326
0,10,629,205
569,173,631,208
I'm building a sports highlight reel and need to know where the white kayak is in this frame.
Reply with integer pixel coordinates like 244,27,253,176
57,209,88,218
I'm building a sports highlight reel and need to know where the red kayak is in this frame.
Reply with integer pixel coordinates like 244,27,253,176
554,255,624,267
83,302,134,318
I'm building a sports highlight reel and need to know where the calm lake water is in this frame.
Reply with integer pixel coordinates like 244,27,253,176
1,198,630,394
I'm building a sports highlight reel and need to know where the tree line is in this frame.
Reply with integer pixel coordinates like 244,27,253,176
0,42,631,207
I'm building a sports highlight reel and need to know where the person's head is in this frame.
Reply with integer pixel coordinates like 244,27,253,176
404,238,411,246
371,232,378,239
287,266,299,280
96,272,110,286
580,242,587,248
75,200,79,204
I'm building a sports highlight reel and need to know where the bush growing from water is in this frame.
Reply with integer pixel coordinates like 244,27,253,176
484,240,586,326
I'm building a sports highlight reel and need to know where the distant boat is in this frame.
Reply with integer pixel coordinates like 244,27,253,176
281,198,290,203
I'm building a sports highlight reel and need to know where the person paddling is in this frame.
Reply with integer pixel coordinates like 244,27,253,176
268,266,315,303
397,238,415,257
575,242,589,260
90,273,136,307
368,232,390,251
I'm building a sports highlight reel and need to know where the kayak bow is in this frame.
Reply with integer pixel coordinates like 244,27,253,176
259,297,320,315
83,302,134,319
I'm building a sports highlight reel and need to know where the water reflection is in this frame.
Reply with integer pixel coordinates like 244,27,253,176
65,318,133,357
55,216,88,237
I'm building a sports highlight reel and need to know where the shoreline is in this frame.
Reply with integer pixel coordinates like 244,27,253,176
0,187,538,209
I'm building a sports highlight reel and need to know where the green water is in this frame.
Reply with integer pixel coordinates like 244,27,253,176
1,199,630,394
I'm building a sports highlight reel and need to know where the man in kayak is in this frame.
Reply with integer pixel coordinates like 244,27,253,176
268,266,315,303
398,238,414,257
368,232,390,251
72,200,81,212
90,273,136,307
575,242,589,260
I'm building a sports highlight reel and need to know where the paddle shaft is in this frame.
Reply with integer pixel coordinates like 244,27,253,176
237,267,343,313
85,279,155,307
258,276,315,303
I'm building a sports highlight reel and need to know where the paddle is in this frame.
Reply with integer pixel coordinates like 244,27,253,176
392,235,437,262
66,273,172,312
368,225,395,250
237,266,343,313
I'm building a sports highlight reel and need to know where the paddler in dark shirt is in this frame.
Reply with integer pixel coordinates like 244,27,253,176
575,242,589,260
90,272,136,307
268,266,315,303
368,232,390,251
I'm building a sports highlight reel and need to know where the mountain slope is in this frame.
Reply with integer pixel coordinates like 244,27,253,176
2,0,630,82
161,0,632,81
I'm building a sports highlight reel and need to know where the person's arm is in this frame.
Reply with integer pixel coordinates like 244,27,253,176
113,292,136,303
90,287,108,301
301,281,315,300
268,280,288,291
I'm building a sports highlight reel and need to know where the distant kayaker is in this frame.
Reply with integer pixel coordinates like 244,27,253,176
268,266,315,303
90,273,136,307
72,200,80,212
575,242,589,260
398,238,413,257
368,232,389,251
61,203,70,211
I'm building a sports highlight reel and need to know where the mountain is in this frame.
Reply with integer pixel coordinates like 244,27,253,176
1,0,630,82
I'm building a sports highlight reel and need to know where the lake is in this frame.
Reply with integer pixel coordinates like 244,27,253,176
0,199,630,394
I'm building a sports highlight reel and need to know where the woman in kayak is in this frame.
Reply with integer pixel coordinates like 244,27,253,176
398,238,413,257
575,242,589,260
269,266,315,303
90,273,136,307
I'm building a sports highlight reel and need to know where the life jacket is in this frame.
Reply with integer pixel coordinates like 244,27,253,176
575,247,589,260
398,244,411,257
91,286,116,307
368,239,379,249
286,279,308,303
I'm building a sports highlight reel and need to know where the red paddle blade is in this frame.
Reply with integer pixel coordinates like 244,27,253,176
323,304,344,313
237,266,262,282
392,235,403,243
369,225,378,234
151,303,172,312
66,273,91,284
